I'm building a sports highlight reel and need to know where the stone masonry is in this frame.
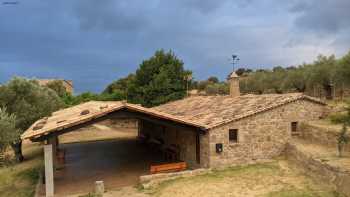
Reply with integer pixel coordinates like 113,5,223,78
207,99,326,168
140,120,200,168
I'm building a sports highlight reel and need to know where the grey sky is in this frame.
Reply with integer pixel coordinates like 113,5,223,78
0,0,349,93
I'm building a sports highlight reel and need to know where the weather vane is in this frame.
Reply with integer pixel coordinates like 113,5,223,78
230,54,240,72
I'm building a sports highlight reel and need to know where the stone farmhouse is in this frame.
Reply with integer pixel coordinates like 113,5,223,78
22,72,327,196
37,79,74,94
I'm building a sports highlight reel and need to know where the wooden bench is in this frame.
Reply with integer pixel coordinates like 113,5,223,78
0,153,4,167
150,162,187,174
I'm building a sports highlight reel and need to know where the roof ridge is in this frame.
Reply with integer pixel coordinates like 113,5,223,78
208,94,326,129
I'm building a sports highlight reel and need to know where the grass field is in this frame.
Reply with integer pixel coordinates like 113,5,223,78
0,141,43,197
102,161,341,197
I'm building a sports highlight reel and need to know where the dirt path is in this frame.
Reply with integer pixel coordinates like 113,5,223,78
53,138,164,196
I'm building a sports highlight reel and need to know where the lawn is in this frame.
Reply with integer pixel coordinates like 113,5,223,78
0,141,43,197
102,160,341,197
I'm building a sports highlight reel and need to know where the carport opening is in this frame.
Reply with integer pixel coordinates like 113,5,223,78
48,114,200,196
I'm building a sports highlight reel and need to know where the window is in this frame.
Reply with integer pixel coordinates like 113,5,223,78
291,122,298,136
229,129,238,142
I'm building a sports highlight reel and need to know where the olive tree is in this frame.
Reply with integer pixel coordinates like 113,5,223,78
0,108,19,154
45,80,69,98
337,124,349,157
0,77,63,162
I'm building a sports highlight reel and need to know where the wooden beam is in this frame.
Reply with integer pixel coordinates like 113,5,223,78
196,131,200,164
121,110,201,131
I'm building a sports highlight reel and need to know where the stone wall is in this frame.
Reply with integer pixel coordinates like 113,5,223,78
98,118,138,129
299,122,350,152
108,118,138,129
139,168,211,189
140,120,201,168
200,132,210,168
208,100,326,168
286,142,350,196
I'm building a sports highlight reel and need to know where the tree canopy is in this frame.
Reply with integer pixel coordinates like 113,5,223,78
104,50,191,107
45,80,69,98
0,77,63,161
239,51,350,98
0,108,19,153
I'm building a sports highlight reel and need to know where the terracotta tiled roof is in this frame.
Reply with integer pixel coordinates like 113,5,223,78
21,101,203,140
22,93,325,140
153,93,326,129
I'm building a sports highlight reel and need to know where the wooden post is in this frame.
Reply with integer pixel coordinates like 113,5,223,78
95,181,104,196
48,136,58,170
44,144,54,197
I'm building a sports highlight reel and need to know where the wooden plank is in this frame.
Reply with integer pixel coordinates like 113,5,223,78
0,153,4,167
150,162,187,174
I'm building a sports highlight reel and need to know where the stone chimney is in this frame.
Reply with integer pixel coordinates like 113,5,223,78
228,72,240,97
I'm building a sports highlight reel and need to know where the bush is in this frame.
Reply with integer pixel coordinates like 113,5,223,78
0,108,20,154
329,113,349,124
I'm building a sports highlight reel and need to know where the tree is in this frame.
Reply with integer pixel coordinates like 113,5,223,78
128,49,191,107
266,69,288,93
197,80,210,91
242,71,268,94
45,80,69,98
0,108,19,154
0,77,63,161
207,76,219,84
235,68,253,76
337,124,349,157
338,51,350,88
205,83,229,95
272,66,285,72
235,68,246,76
308,55,339,99
284,66,308,92
103,74,135,97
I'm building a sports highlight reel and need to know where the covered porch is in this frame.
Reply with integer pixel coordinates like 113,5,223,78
22,101,207,197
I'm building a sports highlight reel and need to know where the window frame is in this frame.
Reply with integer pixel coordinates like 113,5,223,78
291,122,299,136
229,129,239,143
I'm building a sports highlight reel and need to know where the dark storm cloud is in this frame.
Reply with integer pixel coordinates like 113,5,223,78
74,0,149,31
0,0,348,92
182,0,226,13
290,0,350,34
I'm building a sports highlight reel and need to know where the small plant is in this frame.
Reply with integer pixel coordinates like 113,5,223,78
337,124,349,157
78,192,97,197
329,113,348,124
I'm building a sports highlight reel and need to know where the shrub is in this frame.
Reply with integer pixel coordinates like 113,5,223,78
329,113,349,124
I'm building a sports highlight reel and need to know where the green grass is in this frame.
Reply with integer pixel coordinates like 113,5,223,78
78,193,99,197
147,162,340,197
0,143,43,197
266,188,342,197
149,162,281,196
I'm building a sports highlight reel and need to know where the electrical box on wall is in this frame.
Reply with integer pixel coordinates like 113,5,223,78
216,143,223,153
